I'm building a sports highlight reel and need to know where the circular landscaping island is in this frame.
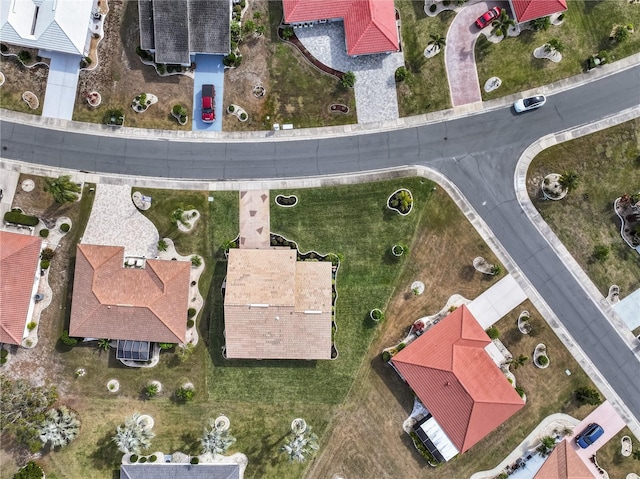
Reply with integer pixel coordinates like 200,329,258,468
387,188,413,215
107,379,120,392
275,194,298,207
542,173,567,200
329,104,349,114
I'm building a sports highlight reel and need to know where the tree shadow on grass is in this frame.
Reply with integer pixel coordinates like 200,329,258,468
90,430,121,473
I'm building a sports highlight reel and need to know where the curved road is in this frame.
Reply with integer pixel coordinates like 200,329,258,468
2,66,640,425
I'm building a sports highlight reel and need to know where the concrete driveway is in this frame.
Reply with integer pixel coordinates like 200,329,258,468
42,52,81,120
445,2,503,106
192,54,225,132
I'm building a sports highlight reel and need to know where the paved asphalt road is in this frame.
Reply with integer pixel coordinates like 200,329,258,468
1,66,640,422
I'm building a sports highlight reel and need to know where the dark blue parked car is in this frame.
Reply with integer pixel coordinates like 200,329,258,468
575,423,604,449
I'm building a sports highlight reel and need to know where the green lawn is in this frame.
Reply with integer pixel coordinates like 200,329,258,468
527,119,640,299
478,0,640,100
396,1,454,116
595,427,640,478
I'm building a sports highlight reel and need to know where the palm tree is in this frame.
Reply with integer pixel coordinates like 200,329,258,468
531,16,551,31
112,413,155,455
492,9,515,37
281,426,319,463
559,171,579,192
44,175,81,203
428,34,446,50
544,38,564,53
201,418,236,456
39,406,81,448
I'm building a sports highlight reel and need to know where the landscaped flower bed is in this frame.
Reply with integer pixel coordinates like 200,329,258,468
275,194,298,207
387,188,413,215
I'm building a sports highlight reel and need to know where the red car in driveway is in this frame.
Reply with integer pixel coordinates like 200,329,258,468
201,84,215,123
475,7,501,29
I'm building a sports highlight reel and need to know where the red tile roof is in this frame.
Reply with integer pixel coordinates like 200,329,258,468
0,231,41,345
391,305,524,453
283,0,399,56
69,244,190,343
509,0,567,23
534,439,596,479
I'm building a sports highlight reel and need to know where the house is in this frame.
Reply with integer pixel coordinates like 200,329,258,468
223,248,333,360
0,0,96,56
120,463,242,479
282,0,399,56
508,0,567,23
533,439,597,479
391,305,525,461
69,244,190,361
0,231,42,345
138,0,231,65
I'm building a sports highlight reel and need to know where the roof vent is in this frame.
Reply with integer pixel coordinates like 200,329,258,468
275,316,280,321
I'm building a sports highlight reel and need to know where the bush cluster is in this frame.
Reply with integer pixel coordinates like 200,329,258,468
39,229,49,238
4,210,38,226
60,330,79,347
60,223,70,232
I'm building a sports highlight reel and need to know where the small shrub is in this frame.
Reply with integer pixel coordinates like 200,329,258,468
60,223,70,232
41,248,56,261
190,456,199,464
149,454,157,462
176,386,195,402
157,63,166,74
39,229,49,238
490,264,503,276
557,13,564,21
239,112,247,121
139,456,147,463
4,210,39,226
13,461,43,479
228,105,235,112
40,259,50,270
395,66,407,82
130,454,139,463
0,350,8,358
575,386,602,405
0,44,7,53
187,319,195,328
1,357,7,365
486,326,500,339
281,27,294,40
190,255,202,267
157,239,168,252
537,355,549,366
382,351,391,362
188,308,196,318
397,342,406,351
17,50,32,64
341,71,356,88
159,342,175,350
24,339,33,347
60,330,78,347
429,4,437,12
27,322,37,331
593,245,610,261
515,386,525,397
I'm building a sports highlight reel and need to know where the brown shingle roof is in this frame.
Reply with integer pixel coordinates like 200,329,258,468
391,305,525,453
0,231,41,345
534,439,597,479
224,248,332,359
69,244,190,343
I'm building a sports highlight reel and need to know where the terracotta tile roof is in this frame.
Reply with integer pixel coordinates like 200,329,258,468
0,231,41,345
391,305,524,453
534,439,597,479
509,0,567,23
283,0,399,56
224,248,332,359
69,244,190,343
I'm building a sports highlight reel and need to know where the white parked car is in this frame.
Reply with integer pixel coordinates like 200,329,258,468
513,95,546,113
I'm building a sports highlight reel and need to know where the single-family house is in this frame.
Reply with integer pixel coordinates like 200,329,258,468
533,439,597,479
0,0,97,56
223,248,333,360
282,0,399,56
0,231,42,346
391,305,525,462
120,463,243,479
138,0,231,65
69,244,191,362
508,0,567,23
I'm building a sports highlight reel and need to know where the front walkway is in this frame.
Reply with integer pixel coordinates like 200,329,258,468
445,1,499,106
238,190,270,249
42,52,81,120
82,184,158,258
295,22,404,124
467,274,527,328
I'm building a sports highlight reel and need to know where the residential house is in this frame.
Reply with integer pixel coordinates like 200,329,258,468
391,305,525,461
69,244,190,362
120,463,243,479
534,439,597,479
0,231,42,346
0,0,97,56
138,0,231,65
223,248,333,360
282,0,399,56
508,0,567,23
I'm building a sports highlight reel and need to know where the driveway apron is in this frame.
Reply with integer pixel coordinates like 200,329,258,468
42,52,81,120
445,2,497,106
192,54,225,132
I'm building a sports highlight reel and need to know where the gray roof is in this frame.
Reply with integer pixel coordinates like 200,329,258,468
120,463,240,479
138,0,230,64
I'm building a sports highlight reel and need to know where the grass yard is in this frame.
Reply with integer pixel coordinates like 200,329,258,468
596,427,640,477
263,2,357,129
478,0,640,100
526,119,640,300
396,1,454,116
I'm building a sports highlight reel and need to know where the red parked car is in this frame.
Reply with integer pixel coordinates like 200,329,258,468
475,7,501,29
201,84,215,123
